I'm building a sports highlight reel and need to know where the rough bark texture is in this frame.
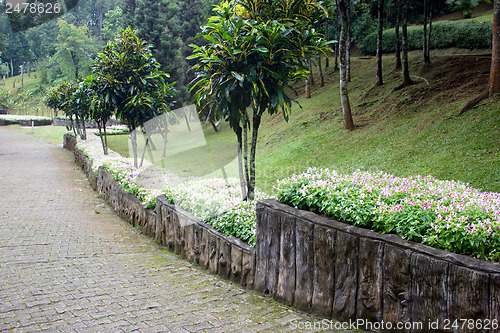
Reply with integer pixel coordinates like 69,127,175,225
294,219,314,311
423,0,431,63
311,226,335,317
448,265,490,331
399,0,414,88
356,238,383,323
254,206,268,294
375,0,384,86
332,231,359,321
338,0,354,130
410,254,449,330
276,214,296,306
382,244,412,325
490,0,500,96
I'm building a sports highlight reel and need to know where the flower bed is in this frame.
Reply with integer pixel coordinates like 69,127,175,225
0,114,52,126
0,114,51,121
74,132,261,245
165,178,267,246
93,125,129,136
276,168,500,262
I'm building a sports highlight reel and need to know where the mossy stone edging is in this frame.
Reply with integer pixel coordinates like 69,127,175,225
256,199,500,331
0,119,52,126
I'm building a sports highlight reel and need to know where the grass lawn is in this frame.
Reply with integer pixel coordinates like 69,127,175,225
18,125,68,145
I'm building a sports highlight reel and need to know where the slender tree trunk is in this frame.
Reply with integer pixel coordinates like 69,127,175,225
338,0,354,130
184,112,191,131
131,129,138,168
305,60,311,98
209,119,219,132
98,122,108,155
334,12,340,72
308,60,315,86
10,59,13,77
318,56,325,87
399,0,414,88
20,64,23,87
459,0,499,114
98,11,103,39
103,124,108,154
346,1,352,82
243,118,250,194
395,0,402,69
325,20,330,68
376,0,384,86
427,0,433,62
305,77,311,98
27,61,30,77
248,109,263,201
490,0,500,96
235,124,247,200
423,0,431,63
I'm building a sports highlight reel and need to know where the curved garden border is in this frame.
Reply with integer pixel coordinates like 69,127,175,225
64,134,500,332
0,119,52,126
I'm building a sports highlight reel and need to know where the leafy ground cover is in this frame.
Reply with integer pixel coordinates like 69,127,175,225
276,168,500,262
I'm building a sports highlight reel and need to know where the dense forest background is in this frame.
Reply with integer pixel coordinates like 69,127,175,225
0,0,493,106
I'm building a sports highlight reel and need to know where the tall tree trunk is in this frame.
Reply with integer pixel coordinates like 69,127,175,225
10,59,13,77
209,119,219,133
27,60,30,77
318,56,325,87
131,129,138,168
235,124,247,200
20,64,23,87
376,0,384,86
490,0,500,96
305,61,311,98
308,60,315,86
399,0,414,88
423,0,431,63
426,0,433,62
243,118,250,195
459,0,499,114
346,1,352,82
338,0,354,130
395,0,402,69
71,51,79,80
248,109,263,201
325,20,330,68
98,11,103,39
334,12,340,72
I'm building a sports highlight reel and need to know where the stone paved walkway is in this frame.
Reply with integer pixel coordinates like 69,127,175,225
0,127,353,333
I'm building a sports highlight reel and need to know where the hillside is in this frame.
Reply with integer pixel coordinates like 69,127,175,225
247,50,500,193
3,49,499,195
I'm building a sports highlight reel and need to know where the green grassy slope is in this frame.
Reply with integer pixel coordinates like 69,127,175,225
103,50,499,194
249,51,499,193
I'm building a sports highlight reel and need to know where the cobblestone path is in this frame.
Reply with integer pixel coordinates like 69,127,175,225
0,127,352,333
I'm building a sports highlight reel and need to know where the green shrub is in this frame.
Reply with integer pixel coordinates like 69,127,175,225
358,20,492,54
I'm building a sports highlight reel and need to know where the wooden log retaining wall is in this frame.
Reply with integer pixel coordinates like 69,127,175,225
64,134,500,332
65,135,255,290
256,199,500,332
